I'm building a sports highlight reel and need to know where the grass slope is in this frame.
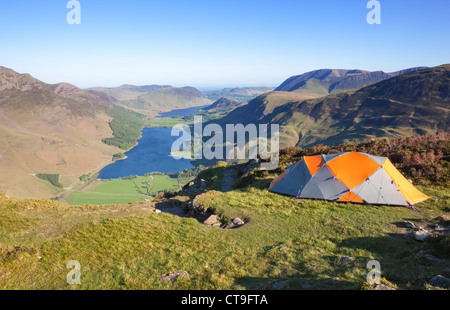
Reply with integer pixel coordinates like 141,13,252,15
0,133,449,290
0,185,448,290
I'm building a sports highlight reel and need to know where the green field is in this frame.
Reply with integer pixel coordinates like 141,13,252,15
68,175,179,205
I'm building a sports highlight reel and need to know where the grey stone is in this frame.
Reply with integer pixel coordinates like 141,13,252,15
418,249,431,256
159,270,189,282
405,221,416,228
232,218,245,226
374,284,396,290
413,229,432,242
271,280,289,290
204,214,220,226
340,256,354,265
435,214,450,222
426,255,445,265
429,275,450,288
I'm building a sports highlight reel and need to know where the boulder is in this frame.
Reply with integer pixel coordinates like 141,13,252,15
203,214,220,227
159,270,189,282
434,214,450,222
429,275,450,288
405,221,416,228
425,255,445,265
413,228,432,242
271,280,289,290
373,284,396,290
340,256,354,265
232,218,245,226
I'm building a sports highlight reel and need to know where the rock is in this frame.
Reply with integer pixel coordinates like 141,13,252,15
435,214,450,222
434,225,449,232
271,280,289,290
405,221,416,228
418,249,431,256
373,284,396,290
301,282,313,289
425,255,445,265
203,214,220,226
159,271,189,282
429,275,450,288
154,209,162,213
232,218,245,226
200,179,207,189
413,228,432,242
340,256,354,265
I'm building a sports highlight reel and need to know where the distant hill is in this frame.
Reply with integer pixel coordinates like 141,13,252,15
200,97,245,114
214,65,449,148
275,67,427,95
90,85,212,115
89,84,172,101
204,86,275,102
0,66,121,198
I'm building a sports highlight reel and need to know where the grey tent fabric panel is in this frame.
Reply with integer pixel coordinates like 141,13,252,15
361,153,388,166
269,160,312,196
352,167,408,206
299,165,349,200
322,153,347,163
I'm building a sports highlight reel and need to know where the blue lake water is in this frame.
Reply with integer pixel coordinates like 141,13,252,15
156,104,210,118
97,127,193,179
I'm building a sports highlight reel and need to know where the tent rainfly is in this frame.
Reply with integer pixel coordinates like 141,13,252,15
268,152,429,209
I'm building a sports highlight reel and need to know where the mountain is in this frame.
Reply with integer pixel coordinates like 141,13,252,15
90,85,212,116
204,86,275,102
0,67,121,198
275,67,427,95
89,84,172,101
214,65,449,148
199,97,245,114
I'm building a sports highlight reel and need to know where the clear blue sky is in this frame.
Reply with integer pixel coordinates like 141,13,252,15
0,0,449,88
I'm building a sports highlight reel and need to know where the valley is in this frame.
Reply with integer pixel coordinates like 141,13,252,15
0,64,449,291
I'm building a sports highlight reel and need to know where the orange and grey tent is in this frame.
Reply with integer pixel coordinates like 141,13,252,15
269,152,429,208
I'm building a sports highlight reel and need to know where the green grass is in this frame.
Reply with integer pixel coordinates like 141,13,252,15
1,183,448,290
68,175,179,205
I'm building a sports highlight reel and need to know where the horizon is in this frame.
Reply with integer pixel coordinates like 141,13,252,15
0,0,449,88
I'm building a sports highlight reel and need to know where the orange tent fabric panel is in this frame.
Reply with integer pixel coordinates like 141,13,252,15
382,159,430,205
304,155,324,177
337,191,364,203
326,153,380,190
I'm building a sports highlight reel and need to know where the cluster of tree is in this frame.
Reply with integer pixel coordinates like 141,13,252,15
79,172,98,183
36,174,63,188
168,165,206,180
122,175,138,180
102,107,144,150
112,153,126,161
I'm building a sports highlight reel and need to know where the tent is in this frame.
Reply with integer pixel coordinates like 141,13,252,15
269,152,429,208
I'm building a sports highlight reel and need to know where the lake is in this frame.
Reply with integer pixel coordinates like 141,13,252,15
97,127,193,179
156,104,210,118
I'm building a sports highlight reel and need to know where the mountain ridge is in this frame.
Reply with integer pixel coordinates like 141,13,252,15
214,65,449,148
275,67,427,95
